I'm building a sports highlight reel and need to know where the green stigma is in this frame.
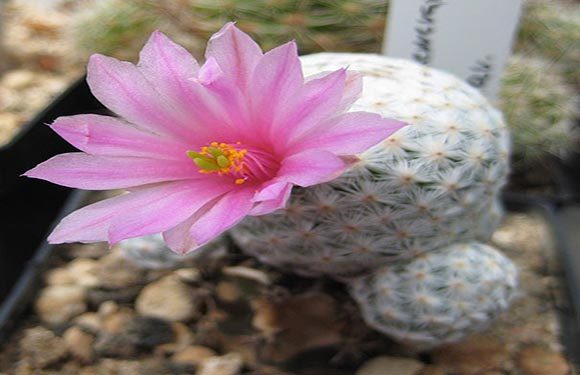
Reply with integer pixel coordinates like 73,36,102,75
186,142,246,175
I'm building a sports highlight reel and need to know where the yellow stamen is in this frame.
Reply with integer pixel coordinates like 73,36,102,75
187,142,247,182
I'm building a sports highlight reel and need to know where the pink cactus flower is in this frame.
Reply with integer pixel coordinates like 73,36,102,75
25,23,405,254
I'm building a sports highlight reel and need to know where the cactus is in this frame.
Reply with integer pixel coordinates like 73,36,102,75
231,53,510,279
499,54,578,166
119,234,227,270
118,233,194,269
516,0,580,86
348,242,518,348
67,0,388,62
230,53,517,346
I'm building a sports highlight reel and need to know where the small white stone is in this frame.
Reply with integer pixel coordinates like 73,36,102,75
197,353,243,375
63,326,95,363
35,285,86,325
67,258,100,288
136,276,199,322
355,356,424,375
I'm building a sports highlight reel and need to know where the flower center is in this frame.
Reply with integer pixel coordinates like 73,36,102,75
187,142,248,185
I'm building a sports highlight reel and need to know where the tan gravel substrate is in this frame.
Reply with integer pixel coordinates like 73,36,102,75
0,209,577,375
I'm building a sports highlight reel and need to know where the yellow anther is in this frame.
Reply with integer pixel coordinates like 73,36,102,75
187,141,247,183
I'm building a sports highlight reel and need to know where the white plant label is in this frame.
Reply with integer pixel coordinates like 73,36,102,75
383,0,523,100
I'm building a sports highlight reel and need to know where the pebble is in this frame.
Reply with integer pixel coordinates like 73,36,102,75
96,359,142,374
252,293,343,362
73,312,101,333
1,69,36,89
19,327,67,368
35,284,86,325
431,335,511,375
216,281,242,303
98,300,120,318
222,266,271,285
174,268,202,283
135,275,199,322
171,345,217,366
172,322,195,348
517,346,570,375
94,332,138,358
95,252,145,289
155,322,195,356
197,353,243,375
67,258,100,288
63,326,95,363
87,284,143,306
101,309,135,334
0,112,21,142
68,242,108,259
44,267,74,286
125,316,176,349
420,366,447,375
355,356,424,375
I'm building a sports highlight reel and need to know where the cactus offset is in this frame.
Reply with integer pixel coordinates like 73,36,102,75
499,54,578,166
348,242,518,348
231,53,510,279
516,0,580,86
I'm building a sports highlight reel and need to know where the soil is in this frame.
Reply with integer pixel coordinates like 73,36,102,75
0,209,577,375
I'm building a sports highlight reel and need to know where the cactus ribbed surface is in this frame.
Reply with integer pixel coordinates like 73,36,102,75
119,234,193,269
231,53,510,279
348,242,518,348
118,234,223,269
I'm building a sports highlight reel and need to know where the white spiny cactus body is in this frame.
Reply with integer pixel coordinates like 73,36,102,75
348,242,518,348
119,234,192,269
118,234,223,269
231,53,510,278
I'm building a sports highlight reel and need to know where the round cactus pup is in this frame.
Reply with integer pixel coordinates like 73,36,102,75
348,242,518,348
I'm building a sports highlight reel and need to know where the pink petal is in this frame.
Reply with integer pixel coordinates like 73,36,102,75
338,71,363,111
288,112,406,155
198,58,253,137
48,180,228,244
276,69,346,143
51,114,188,159
137,31,239,143
138,30,200,102
277,150,348,187
205,22,263,91
163,188,255,254
249,181,293,216
87,54,194,141
108,180,233,244
249,41,303,138
303,69,362,112
24,152,199,190
196,56,223,85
